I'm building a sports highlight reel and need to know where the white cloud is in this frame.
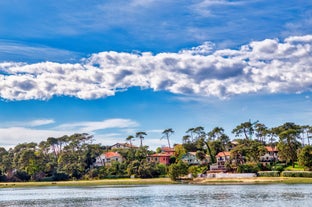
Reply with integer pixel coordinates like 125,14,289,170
0,118,139,148
0,127,71,148
56,119,139,132
0,41,81,62
2,119,55,128
0,35,312,100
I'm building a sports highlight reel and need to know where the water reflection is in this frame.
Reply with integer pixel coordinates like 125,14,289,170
0,184,312,207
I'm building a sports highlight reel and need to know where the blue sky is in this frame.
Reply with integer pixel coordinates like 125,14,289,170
0,0,311,149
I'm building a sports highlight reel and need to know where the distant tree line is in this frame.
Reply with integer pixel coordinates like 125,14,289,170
0,122,311,182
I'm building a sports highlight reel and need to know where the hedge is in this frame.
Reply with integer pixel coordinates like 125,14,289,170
281,171,312,178
257,171,280,177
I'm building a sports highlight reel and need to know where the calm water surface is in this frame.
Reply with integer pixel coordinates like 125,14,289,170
0,184,312,207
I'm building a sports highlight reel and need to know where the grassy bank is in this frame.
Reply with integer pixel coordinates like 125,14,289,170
0,178,175,188
2,177,312,188
191,177,312,185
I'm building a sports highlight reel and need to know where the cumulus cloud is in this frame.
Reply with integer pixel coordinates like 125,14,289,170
0,35,312,100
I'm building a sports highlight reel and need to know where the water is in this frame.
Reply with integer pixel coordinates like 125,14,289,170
0,184,312,207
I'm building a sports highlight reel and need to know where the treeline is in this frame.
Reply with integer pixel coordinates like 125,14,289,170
0,122,311,182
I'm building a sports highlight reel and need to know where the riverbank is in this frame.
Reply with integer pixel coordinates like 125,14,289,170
0,178,174,188
191,177,312,184
1,177,312,188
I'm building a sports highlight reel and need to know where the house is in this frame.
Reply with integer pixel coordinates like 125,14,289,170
210,151,231,171
260,146,278,163
111,142,138,149
161,147,175,155
147,153,171,165
181,152,210,165
94,151,123,167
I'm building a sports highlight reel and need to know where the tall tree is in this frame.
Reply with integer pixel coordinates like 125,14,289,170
298,145,312,170
136,131,147,148
232,122,254,139
126,135,135,148
254,123,268,143
276,123,302,168
161,128,174,148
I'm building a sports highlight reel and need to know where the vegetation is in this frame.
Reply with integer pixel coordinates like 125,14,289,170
0,121,311,182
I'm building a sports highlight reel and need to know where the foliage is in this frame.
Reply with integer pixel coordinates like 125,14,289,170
188,165,207,178
13,171,31,182
137,161,161,178
161,128,174,148
271,164,285,172
257,171,280,177
0,122,311,182
237,163,260,173
232,122,254,139
281,171,312,178
174,144,186,160
277,127,302,168
298,145,312,170
168,161,188,181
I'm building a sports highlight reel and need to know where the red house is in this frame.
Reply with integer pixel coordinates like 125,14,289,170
147,153,171,165
161,147,175,156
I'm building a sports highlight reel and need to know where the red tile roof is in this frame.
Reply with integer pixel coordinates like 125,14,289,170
104,151,122,158
148,153,171,157
161,147,175,152
216,151,231,157
265,146,278,152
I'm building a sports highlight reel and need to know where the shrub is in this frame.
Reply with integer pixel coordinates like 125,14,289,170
168,161,188,181
237,163,260,173
53,172,70,181
271,165,285,172
14,171,31,182
281,171,312,178
257,171,280,177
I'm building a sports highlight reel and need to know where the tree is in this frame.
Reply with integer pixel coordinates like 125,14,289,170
168,161,188,181
277,126,301,168
126,135,135,148
232,122,254,139
161,128,174,148
136,131,147,148
254,123,268,143
301,125,312,145
298,145,312,170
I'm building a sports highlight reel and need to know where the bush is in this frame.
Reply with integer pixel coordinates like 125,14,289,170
237,163,260,173
257,171,280,177
168,161,188,181
53,172,70,181
271,165,285,172
14,171,31,182
281,171,312,178
104,175,130,179
0,175,6,182
40,176,54,182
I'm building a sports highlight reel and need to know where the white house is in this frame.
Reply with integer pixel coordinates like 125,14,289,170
260,146,278,163
94,151,123,167
181,152,209,165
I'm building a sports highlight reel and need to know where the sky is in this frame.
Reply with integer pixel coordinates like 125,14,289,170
0,0,311,150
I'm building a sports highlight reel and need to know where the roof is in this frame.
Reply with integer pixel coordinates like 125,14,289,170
148,153,172,157
161,147,175,152
265,146,278,152
111,142,138,148
104,151,122,158
216,151,231,157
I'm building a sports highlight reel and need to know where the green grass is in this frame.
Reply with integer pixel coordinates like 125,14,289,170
0,178,176,188
285,163,305,171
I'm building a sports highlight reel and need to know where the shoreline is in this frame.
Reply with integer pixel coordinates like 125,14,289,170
1,177,312,188
191,177,312,185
